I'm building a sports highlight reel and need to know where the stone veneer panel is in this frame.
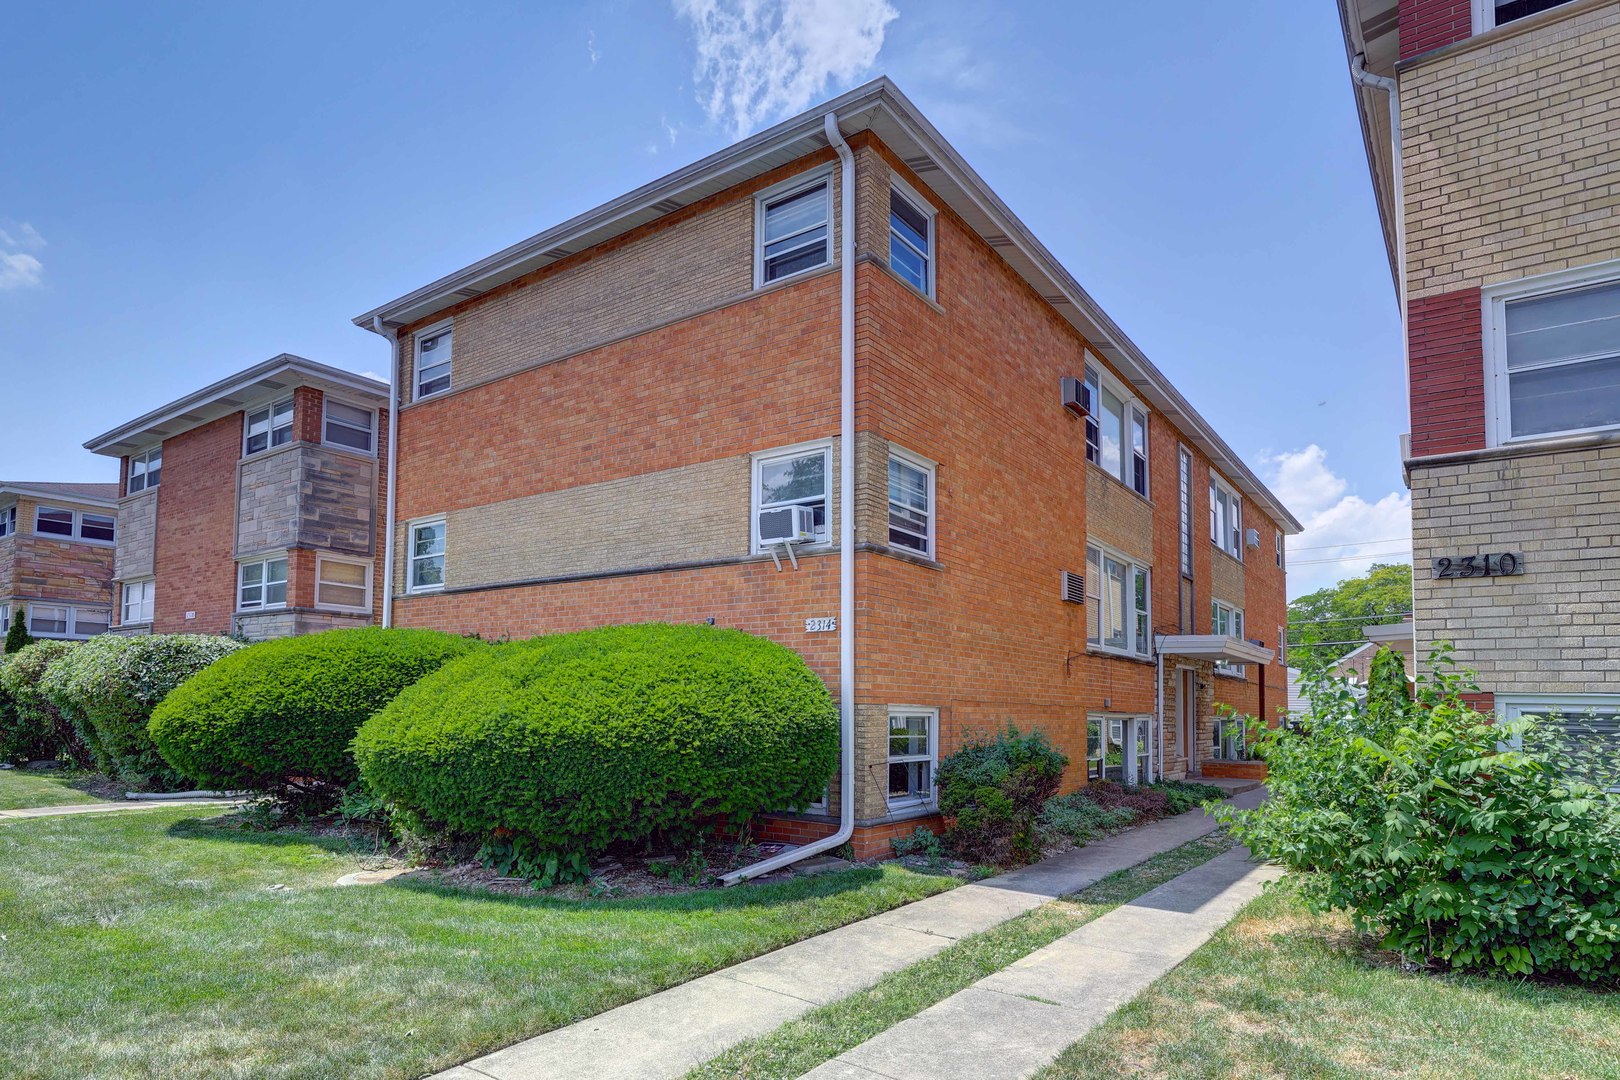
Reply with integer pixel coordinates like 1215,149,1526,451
115,490,158,581
237,443,377,558
236,444,302,555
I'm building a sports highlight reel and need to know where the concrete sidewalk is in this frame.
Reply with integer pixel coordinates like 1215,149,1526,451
434,788,1265,1080
801,846,1282,1080
0,798,244,821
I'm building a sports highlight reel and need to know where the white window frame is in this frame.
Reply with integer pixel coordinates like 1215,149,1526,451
1275,532,1285,569
750,439,833,554
1087,714,1155,784
753,168,834,289
27,602,111,641
1471,0,1576,32
121,578,156,625
0,505,14,538
321,397,377,455
128,446,162,494
243,396,295,457
34,505,116,546
1210,477,1243,561
414,318,454,401
1083,357,1149,497
407,517,448,594
1212,600,1246,678
886,706,939,810
887,178,936,299
237,554,289,612
886,444,936,559
1086,540,1152,660
314,555,373,613
1482,258,1620,448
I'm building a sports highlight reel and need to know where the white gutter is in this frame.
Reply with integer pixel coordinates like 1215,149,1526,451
723,112,857,885
373,315,401,628
1352,53,1409,433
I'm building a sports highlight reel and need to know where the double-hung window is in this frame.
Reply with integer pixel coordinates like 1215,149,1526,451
238,555,288,611
323,401,375,453
1086,543,1150,659
28,603,110,640
35,506,115,544
245,398,294,456
1083,362,1148,496
756,175,831,285
315,556,371,611
122,579,155,625
129,447,162,493
1212,600,1246,677
753,443,830,551
1210,479,1242,559
887,708,938,809
887,447,935,558
1486,265,1620,444
0,505,14,538
888,185,933,296
416,322,453,399
409,519,447,592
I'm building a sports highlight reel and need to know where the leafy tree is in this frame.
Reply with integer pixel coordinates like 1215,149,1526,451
4,609,29,654
1287,562,1412,663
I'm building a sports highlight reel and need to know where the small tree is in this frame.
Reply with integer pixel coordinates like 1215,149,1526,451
4,610,30,654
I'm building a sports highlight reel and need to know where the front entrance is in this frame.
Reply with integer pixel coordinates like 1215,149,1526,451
1177,668,1199,778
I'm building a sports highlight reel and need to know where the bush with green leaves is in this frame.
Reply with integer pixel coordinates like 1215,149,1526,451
149,627,482,805
1221,648,1620,982
936,725,1068,866
40,634,242,789
4,609,30,654
353,623,839,861
0,641,90,766
1037,791,1139,845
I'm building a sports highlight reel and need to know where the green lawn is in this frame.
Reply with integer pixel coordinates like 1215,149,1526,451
0,769,114,810
1038,875,1620,1080
0,806,955,1080
685,833,1237,1080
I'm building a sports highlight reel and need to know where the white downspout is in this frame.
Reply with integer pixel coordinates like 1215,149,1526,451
724,112,857,885
372,315,400,628
1352,54,1408,431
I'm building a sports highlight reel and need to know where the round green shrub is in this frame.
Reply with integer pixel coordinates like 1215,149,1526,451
149,627,483,795
353,623,839,855
41,634,243,789
0,641,91,767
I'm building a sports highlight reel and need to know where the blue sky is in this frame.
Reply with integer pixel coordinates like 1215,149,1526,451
0,1,1408,597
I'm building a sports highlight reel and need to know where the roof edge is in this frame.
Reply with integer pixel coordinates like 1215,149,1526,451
0,484,120,510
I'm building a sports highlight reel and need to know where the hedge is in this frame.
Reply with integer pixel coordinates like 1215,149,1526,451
41,635,242,789
353,622,839,856
0,641,89,767
149,627,482,798
936,725,1068,866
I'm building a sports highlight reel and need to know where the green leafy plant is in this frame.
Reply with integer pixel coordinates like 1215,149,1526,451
936,725,1068,866
476,836,593,889
3,609,30,654
353,623,839,861
890,826,944,859
646,850,711,886
1037,791,1139,845
0,641,91,767
149,627,483,809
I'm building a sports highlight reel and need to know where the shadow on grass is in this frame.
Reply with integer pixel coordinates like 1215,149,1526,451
163,815,384,857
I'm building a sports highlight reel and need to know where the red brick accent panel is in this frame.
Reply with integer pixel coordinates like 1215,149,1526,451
152,414,243,635
293,386,324,445
1461,691,1496,713
1201,760,1268,781
753,815,945,861
1408,287,1486,457
1400,0,1474,59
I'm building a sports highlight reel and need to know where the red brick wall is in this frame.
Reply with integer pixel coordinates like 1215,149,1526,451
152,414,242,634
293,386,324,445
1408,287,1486,457
1400,0,1474,58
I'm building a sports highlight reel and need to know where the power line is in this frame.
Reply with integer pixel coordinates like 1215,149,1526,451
1288,613,1413,626
1289,553,1411,567
1288,536,1410,552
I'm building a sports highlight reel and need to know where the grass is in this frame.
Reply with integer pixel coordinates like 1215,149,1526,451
0,768,113,810
0,805,955,1080
683,832,1237,1080
1037,875,1620,1080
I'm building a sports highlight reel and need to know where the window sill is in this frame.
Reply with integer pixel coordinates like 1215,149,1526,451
754,258,835,293
862,253,946,315
1213,668,1248,680
33,535,116,548
236,605,289,616
1211,545,1245,568
858,541,943,570
1087,646,1155,666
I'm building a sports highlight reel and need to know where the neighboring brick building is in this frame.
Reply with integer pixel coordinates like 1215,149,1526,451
354,80,1298,856
1340,1,1620,742
83,356,389,640
0,481,119,642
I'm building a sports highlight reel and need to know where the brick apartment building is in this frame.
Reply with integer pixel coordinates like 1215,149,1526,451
353,80,1298,856
0,481,119,642
1340,0,1620,747
82,356,389,639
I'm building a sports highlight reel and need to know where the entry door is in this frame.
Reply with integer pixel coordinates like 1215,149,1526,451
1178,669,1198,777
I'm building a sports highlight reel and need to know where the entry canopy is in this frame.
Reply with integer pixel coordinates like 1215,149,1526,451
1158,635,1274,665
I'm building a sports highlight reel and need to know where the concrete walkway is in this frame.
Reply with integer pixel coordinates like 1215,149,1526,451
434,788,1266,1080
801,846,1283,1080
0,797,244,821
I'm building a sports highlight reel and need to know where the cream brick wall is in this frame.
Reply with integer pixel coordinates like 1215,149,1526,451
1401,2,1620,299
1211,549,1245,611
1411,443,1620,693
1086,469,1153,565
115,490,157,581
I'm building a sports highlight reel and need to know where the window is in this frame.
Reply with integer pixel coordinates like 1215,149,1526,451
1178,446,1193,577
1212,714,1254,761
888,185,933,296
409,519,447,592
756,174,831,285
0,505,14,538
1499,695,1620,790
415,322,453,398
323,400,375,453
1480,0,1576,30
34,506,114,544
1087,715,1153,783
887,708,937,809
27,603,110,640
1083,362,1148,496
1209,479,1242,559
1275,532,1284,569
35,507,73,537
315,556,371,611
753,443,830,551
1486,265,1620,444
121,579,155,625
887,448,935,558
244,397,294,455
129,447,162,493
80,513,115,543
1086,543,1150,659
238,555,288,611
1212,600,1246,677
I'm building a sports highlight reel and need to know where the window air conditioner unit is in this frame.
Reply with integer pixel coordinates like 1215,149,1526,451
1245,528,1261,549
759,505,818,545
1060,376,1090,417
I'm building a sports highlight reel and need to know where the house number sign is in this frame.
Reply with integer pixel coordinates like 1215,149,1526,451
805,617,837,633
1431,552,1525,580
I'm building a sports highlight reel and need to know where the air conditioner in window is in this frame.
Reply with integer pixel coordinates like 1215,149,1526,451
1060,376,1091,417
759,505,818,545
1245,528,1261,549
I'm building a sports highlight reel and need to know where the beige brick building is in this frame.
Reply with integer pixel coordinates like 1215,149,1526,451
0,481,119,642
1341,0,1620,746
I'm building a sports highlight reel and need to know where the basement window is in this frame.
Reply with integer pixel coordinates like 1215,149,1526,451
756,173,831,286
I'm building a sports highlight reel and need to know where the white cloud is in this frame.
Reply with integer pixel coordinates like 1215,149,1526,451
0,222,45,250
674,0,899,139
1265,445,1412,599
0,251,43,290
586,29,600,68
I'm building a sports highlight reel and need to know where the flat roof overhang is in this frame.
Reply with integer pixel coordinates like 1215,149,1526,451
1158,635,1275,665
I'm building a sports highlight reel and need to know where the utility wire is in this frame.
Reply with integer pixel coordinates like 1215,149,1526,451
1288,536,1410,551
